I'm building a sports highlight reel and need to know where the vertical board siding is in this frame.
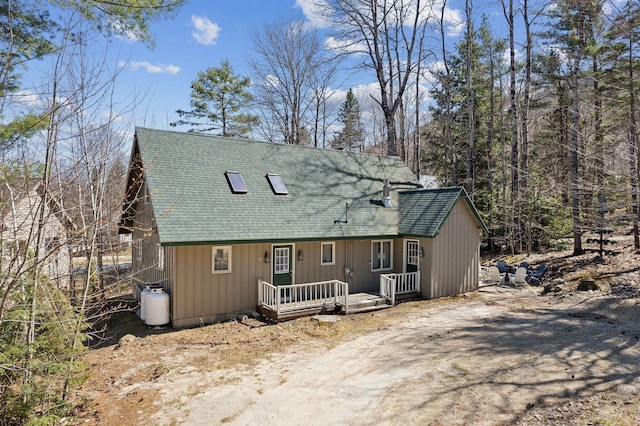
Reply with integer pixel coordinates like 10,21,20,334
131,180,170,295
133,187,481,327
346,239,394,293
170,238,408,327
171,242,272,328
423,201,480,299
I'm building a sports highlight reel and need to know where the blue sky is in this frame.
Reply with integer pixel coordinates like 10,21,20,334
112,0,311,130
13,0,509,140
112,0,485,132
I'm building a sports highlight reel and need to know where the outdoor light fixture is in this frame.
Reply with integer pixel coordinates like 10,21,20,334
297,249,303,261
264,251,270,263
420,247,425,258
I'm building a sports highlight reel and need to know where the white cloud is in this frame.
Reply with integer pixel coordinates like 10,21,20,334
111,20,141,44
325,36,368,55
12,90,41,107
191,15,221,46
442,7,464,37
120,60,181,74
296,0,330,28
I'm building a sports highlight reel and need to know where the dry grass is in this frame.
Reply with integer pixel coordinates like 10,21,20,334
74,239,640,425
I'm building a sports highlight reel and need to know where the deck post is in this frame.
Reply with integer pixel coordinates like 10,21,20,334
344,281,349,314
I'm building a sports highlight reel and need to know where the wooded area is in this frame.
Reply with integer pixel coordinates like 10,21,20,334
1,0,639,423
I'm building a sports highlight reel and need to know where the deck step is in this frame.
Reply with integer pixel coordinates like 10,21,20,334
344,294,392,314
346,303,393,314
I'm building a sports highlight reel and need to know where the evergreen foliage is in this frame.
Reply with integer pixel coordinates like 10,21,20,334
171,60,259,137
331,89,364,151
0,262,88,424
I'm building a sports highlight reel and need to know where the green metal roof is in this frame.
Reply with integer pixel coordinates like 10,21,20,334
127,127,428,245
398,187,488,238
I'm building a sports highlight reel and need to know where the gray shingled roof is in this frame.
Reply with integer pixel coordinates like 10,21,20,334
122,127,485,245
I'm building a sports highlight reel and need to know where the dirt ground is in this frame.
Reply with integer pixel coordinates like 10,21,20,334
74,240,640,425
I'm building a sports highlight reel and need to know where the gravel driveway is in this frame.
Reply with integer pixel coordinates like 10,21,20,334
143,285,640,425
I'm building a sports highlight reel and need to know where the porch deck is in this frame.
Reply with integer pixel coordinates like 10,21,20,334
257,272,420,321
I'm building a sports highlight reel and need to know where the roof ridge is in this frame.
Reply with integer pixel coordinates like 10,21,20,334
135,126,404,162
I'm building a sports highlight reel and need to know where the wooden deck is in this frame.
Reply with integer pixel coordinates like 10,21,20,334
257,292,389,321
257,292,422,321
257,273,421,321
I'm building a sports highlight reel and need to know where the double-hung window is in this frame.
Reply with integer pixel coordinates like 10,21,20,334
321,242,335,265
371,240,392,271
212,246,232,274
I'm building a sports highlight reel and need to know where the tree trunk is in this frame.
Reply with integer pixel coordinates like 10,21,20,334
398,97,406,161
487,36,496,249
465,0,475,199
440,1,455,185
629,36,640,249
506,0,519,253
414,60,421,176
570,50,584,255
521,0,532,253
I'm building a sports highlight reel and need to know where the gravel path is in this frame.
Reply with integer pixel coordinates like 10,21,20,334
148,286,640,425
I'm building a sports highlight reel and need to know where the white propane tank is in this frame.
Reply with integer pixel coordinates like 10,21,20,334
140,286,152,320
145,288,170,326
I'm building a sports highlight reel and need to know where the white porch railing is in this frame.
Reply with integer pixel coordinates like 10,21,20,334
380,271,421,306
258,279,350,316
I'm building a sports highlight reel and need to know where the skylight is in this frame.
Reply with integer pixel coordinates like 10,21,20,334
225,171,247,194
266,173,288,195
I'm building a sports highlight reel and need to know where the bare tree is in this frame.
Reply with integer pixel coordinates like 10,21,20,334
439,0,455,185
321,0,430,156
465,0,475,198
502,0,520,252
249,18,337,145
0,21,134,421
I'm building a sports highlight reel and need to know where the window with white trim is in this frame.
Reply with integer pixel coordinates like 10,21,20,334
371,240,392,271
212,246,232,273
321,242,335,265
157,243,164,271
407,240,420,267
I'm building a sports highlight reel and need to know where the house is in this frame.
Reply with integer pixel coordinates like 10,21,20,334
1,181,75,290
119,127,487,328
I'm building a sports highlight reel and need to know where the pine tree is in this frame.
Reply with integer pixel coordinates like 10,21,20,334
171,60,259,137
331,89,364,152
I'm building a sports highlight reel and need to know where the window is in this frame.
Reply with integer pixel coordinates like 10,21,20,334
371,240,392,271
321,242,335,265
266,173,288,195
45,237,60,253
157,244,164,271
225,171,247,194
212,246,232,273
407,240,420,267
